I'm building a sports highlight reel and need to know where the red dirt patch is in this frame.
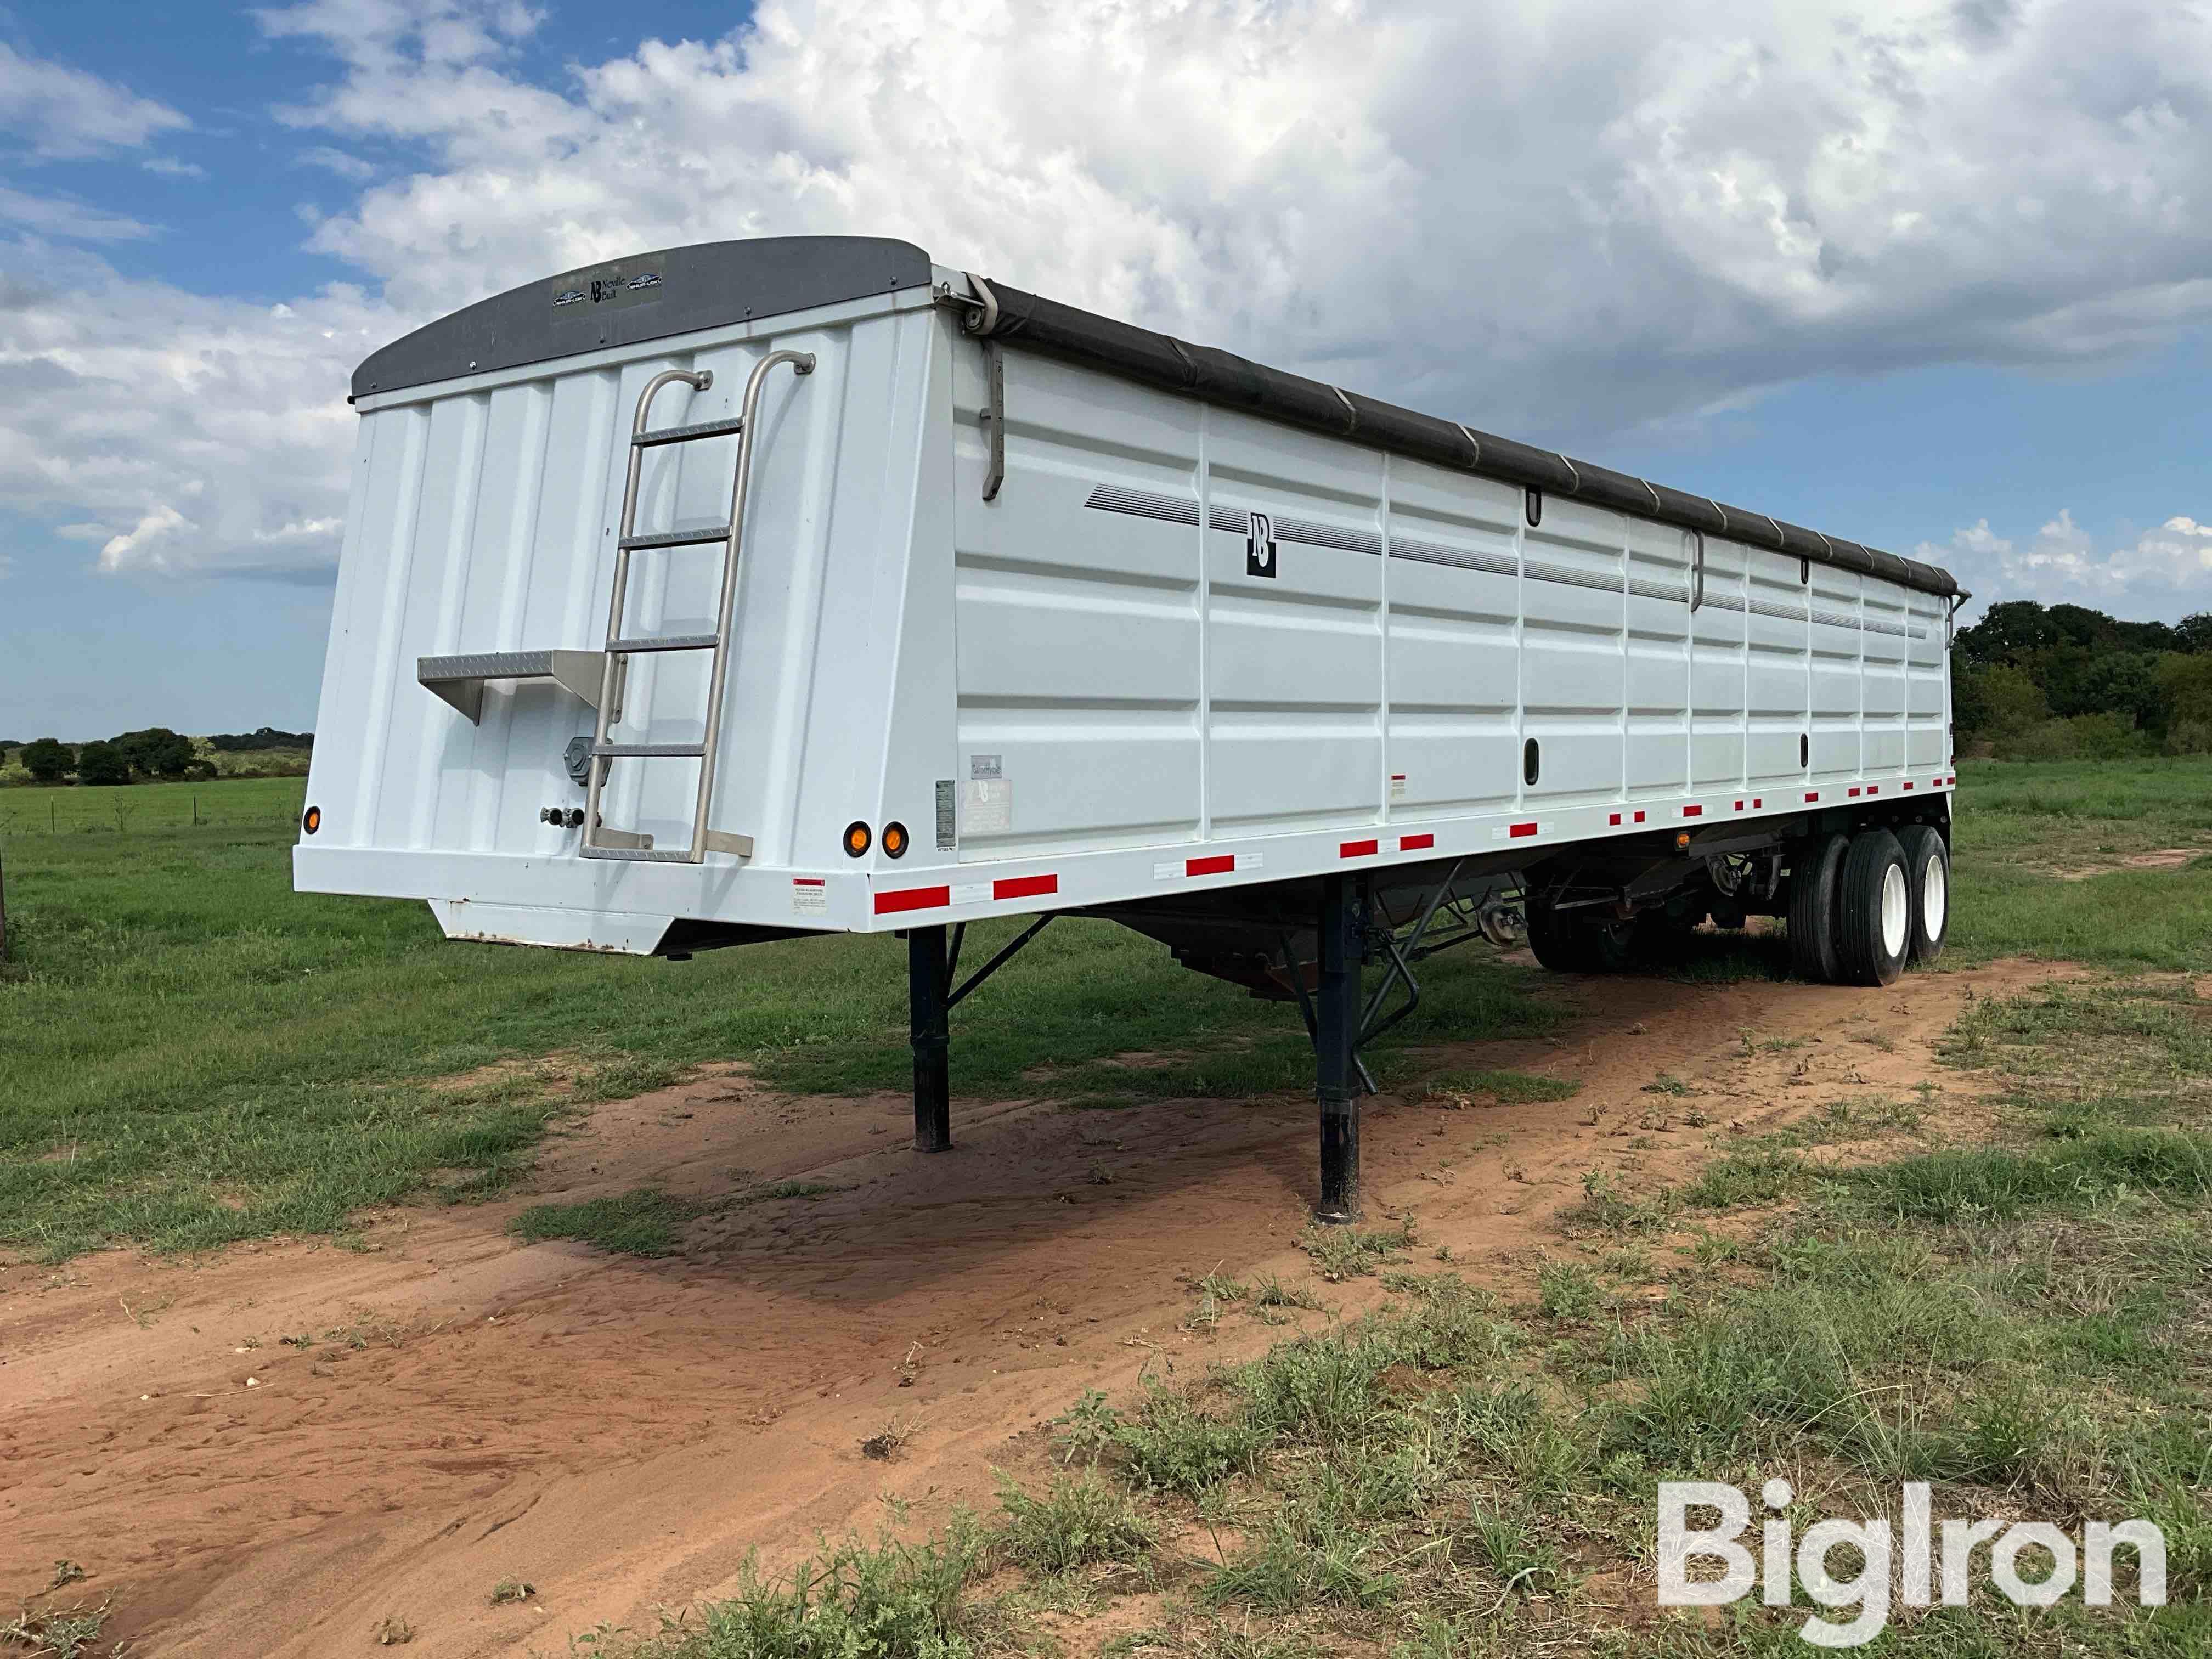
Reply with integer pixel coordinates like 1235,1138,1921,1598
0,958,2073,1656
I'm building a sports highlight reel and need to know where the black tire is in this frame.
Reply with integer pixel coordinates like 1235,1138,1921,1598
1835,828,1911,987
1526,902,1637,974
1895,823,1950,964
1786,833,1848,984
1525,899,1585,973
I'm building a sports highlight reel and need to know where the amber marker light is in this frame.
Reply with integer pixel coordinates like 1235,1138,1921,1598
843,820,872,857
882,821,909,859
1674,831,1692,853
303,806,323,835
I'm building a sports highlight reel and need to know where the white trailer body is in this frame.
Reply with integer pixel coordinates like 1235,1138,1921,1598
296,236,1959,958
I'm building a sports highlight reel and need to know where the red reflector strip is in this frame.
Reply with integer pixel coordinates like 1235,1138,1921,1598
994,874,1058,901
1848,787,1863,798
875,885,949,915
1753,797,1764,809
1734,799,1745,812
1903,781,1914,791
1341,839,1379,858
1805,792,1820,803
1509,821,1539,839
1607,813,1622,826
1683,805,1703,818
1187,854,1235,877
1634,810,1647,823
1866,785,1880,795
1400,833,1434,851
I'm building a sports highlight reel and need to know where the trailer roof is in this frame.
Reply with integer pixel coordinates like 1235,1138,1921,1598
353,235,1959,599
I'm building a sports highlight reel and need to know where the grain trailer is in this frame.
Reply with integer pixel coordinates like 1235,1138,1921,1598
297,235,1963,1218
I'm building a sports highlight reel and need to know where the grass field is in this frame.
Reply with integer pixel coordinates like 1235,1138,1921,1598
4,758,2209,1655
0,773,308,834
2,758,2208,1262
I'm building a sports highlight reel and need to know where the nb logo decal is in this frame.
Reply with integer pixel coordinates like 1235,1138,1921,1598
1246,511,1277,579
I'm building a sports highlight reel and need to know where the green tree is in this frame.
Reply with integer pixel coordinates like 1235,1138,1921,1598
74,740,131,786
113,726,196,779
1954,662,2048,746
20,738,73,784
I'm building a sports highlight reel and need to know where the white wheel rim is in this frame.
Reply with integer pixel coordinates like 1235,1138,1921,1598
1921,852,1947,939
1880,862,1909,958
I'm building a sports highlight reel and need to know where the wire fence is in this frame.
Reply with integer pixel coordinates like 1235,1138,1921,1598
0,779,309,837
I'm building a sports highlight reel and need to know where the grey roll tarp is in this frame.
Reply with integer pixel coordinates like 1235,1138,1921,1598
344,230,1956,600
973,278,1957,600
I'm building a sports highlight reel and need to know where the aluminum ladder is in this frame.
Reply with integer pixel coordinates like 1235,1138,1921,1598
579,350,815,863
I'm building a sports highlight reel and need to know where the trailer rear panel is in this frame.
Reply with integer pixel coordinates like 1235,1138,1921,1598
295,238,1957,955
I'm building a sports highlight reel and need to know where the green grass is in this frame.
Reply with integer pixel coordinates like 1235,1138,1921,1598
1423,1067,1581,1105
0,814,1553,1260
510,1189,704,1256
582,940,2212,1659
1949,755,2212,971
4,754,2207,1262
0,773,307,833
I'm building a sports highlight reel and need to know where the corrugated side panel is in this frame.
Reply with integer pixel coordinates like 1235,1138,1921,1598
946,346,1946,859
304,300,924,877
947,352,1205,859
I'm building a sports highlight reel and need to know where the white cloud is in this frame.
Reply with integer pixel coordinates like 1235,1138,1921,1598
10,0,2212,584
142,156,207,180
297,144,377,179
0,187,154,241
0,42,190,159
1918,509,2212,617
0,243,394,579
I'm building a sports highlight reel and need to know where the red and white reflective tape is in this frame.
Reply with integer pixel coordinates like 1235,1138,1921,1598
1682,804,1704,818
1398,832,1435,852
1490,820,1550,842
874,872,1060,915
1153,851,1265,881
1607,810,1649,827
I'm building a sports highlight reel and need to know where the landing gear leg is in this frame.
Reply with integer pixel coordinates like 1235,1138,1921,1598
909,924,952,1153
1314,873,1364,1223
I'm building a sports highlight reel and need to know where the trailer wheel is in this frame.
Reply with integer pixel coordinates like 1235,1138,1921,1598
1786,833,1848,985
1894,823,1949,964
1524,900,1581,972
1525,902,1635,973
1835,829,1911,987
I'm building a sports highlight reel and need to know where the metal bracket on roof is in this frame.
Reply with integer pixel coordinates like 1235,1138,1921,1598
1556,453,1581,494
1331,385,1359,433
1946,589,1972,646
980,339,1005,502
1455,423,1482,468
1690,532,1706,614
951,271,1000,335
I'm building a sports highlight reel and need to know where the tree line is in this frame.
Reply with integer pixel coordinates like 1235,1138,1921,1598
1954,601,2212,759
9,727,314,786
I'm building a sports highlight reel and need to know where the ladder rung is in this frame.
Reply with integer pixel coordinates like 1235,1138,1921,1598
579,845,702,863
634,417,745,449
620,525,732,551
591,742,706,758
608,633,719,654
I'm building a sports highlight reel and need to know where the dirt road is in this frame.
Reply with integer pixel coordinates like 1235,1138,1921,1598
0,957,2071,1655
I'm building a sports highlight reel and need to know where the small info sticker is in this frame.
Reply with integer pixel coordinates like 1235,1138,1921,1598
963,778,1012,834
791,878,828,915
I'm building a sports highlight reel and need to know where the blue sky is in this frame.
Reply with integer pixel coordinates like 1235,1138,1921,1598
3,0,2209,740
